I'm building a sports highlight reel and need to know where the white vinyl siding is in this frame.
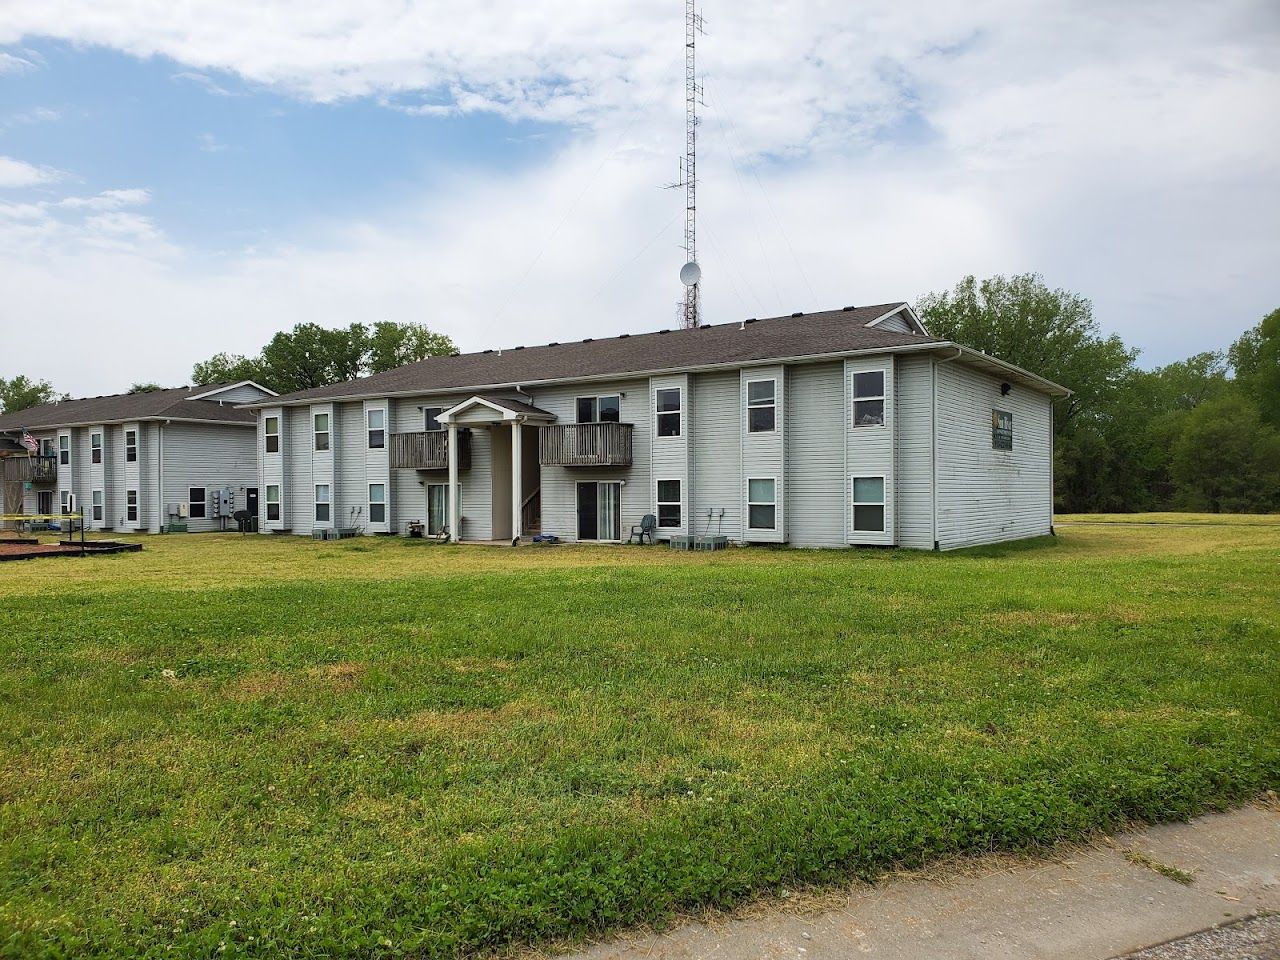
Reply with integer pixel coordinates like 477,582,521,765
691,370,741,542
649,374,690,539
363,400,391,532
894,355,935,549
845,356,894,545
741,365,784,543
784,361,846,548
260,407,287,530
310,404,334,530
161,422,258,532
934,360,1054,550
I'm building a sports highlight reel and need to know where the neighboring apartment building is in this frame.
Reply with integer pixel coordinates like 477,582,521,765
244,304,1069,550
0,381,275,533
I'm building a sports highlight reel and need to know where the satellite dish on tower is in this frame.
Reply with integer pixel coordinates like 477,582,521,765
679,261,701,287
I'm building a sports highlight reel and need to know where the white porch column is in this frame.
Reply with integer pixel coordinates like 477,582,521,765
447,422,460,541
510,419,523,543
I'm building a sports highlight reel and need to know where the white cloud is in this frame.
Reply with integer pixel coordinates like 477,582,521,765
0,0,1277,393
56,188,151,211
0,155,63,188
0,51,35,73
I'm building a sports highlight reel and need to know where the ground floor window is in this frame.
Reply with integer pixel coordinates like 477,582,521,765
314,484,330,523
60,490,71,513
747,478,777,530
577,481,621,541
851,477,886,533
91,489,103,522
126,490,138,523
188,487,206,519
266,485,281,522
656,479,681,528
368,483,386,524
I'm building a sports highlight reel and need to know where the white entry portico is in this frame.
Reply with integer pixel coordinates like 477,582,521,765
437,395,555,544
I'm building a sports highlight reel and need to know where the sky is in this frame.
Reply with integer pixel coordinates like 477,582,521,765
0,1,1277,396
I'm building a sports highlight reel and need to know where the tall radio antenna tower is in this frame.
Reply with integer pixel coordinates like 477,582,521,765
673,0,705,328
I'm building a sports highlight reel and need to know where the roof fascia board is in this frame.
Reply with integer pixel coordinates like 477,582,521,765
0,415,255,431
866,303,929,336
187,380,279,400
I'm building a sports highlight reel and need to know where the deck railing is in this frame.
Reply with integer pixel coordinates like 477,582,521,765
389,430,471,471
1,455,57,483
539,422,634,467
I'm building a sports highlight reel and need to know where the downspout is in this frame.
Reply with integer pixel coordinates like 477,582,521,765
931,348,963,551
157,421,167,534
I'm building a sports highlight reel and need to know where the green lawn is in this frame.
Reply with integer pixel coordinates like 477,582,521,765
1,521,1278,958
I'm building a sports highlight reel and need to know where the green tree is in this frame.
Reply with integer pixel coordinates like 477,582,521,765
192,353,270,388
260,323,368,393
128,382,163,393
0,375,65,414
1170,395,1280,512
366,321,458,373
191,322,458,395
1229,307,1280,426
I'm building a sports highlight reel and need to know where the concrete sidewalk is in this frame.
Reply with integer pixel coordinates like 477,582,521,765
569,805,1280,960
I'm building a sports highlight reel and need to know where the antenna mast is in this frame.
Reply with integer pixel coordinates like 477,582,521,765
677,0,704,328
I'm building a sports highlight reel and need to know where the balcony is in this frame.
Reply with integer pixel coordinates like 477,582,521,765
539,422,633,467
389,430,471,471
1,455,57,484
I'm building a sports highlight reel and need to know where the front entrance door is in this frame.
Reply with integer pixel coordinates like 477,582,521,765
246,487,259,517
576,481,620,541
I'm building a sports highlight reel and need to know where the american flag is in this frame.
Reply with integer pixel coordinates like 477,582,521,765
20,430,38,453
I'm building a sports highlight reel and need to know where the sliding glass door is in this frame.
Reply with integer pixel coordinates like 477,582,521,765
576,481,621,541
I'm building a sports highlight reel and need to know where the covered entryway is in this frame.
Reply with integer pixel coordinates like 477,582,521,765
437,395,556,544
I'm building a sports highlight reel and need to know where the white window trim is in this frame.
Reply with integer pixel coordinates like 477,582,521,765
58,434,70,465
314,483,332,524
368,482,387,525
90,431,103,464
124,429,138,463
655,387,682,438
313,412,331,452
91,489,104,522
367,407,387,449
850,475,888,534
264,415,281,454
851,369,887,429
265,484,282,523
126,489,139,524
60,489,71,513
655,477,682,529
745,378,778,434
575,394,622,424
188,487,207,520
746,476,779,530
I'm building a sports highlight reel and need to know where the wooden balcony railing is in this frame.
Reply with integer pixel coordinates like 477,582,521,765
1,455,57,483
539,422,633,467
389,430,471,471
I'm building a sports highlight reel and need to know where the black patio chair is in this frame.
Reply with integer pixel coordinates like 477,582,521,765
629,514,657,545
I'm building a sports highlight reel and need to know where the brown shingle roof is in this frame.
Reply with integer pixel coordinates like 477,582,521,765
0,384,257,432
263,304,941,405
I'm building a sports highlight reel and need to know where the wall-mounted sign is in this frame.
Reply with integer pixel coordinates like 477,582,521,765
992,409,1013,450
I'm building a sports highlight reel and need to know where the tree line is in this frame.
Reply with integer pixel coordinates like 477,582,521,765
3,282,1276,513
917,274,1279,513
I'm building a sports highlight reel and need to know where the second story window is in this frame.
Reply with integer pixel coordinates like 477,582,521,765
125,429,137,463
264,416,280,453
746,379,776,433
58,435,69,465
656,388,681,437
424,407,444,432
367,408,385,449
91,432,102,464
852,371,885,427
576,395,621,423
313,412,330,452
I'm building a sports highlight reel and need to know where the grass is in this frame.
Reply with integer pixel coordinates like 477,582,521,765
0,520,1277,958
